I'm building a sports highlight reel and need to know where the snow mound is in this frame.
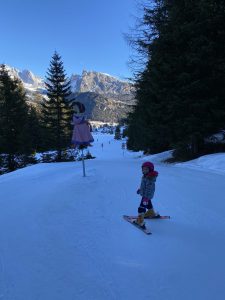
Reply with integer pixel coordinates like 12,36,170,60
176,153,225,174
140,150,173,164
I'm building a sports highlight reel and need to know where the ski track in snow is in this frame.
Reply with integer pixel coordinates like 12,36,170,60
0,134,225,299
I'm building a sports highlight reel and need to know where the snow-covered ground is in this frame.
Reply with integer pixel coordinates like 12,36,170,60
0,133,225,300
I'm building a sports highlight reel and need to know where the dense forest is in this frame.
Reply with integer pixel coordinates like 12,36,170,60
126,0,225,161
0,52,75,173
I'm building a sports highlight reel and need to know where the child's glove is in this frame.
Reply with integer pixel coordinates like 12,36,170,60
136,189,140,194
142,197,149,206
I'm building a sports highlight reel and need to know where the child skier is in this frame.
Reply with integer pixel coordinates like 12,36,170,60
135,161,159,228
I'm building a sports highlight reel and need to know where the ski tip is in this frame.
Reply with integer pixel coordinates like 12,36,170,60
123,215,152,235
123,215,134,219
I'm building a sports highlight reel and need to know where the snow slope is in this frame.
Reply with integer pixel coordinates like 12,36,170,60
0,134,225,300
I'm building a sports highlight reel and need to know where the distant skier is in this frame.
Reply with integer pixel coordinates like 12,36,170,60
135,161,159,228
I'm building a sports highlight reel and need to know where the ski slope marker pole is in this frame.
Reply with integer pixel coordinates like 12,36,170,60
81,148,86,177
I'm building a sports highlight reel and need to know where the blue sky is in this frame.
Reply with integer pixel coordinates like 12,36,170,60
1,0,142,79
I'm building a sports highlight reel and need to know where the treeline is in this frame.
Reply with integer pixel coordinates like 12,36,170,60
126,0,225,161
0,52,74,173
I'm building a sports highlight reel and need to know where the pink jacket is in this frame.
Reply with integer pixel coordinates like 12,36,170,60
71,115,94,146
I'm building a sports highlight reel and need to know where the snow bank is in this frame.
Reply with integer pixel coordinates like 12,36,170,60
139,150,225,175
175,153,225,174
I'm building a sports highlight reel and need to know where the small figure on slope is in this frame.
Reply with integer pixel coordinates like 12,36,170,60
135,161,159,228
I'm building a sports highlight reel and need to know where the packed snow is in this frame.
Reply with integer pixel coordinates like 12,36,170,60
0,133,225,300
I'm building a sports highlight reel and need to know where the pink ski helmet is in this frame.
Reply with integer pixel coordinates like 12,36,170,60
142,161,154,171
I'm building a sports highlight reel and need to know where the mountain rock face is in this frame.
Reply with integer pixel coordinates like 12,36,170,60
69,71,136,122
72,70,133,96
5,65,45,90
5,65,135,122
71,91,134,123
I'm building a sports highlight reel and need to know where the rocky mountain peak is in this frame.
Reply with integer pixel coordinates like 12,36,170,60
3,65,135,122
4,65,134,96
18,69,37,85
76,70,133,95
4,65,44,90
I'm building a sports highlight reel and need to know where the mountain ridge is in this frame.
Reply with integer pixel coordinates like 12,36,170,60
5,65,134,94
4,64,135,122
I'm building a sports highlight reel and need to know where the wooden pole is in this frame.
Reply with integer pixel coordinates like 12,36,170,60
81,148,86,177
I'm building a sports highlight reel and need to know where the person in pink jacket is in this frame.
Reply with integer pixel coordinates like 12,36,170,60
71,102,94,148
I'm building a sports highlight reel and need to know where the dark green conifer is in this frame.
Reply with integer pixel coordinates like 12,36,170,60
41,52,74,160
127,0,225,160
114,125,122,140
0,64,33,171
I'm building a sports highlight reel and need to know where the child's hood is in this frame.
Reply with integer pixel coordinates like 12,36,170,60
145,170,158,178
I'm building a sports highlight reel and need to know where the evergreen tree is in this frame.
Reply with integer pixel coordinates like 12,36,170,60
114,125,122,140
0,64,33,171
41,52,74,160
127,0,225,160
127,1,173,153
26,105,42,153
158,0,225,158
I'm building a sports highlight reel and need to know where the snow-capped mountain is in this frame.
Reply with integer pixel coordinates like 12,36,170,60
5,65,135,122
71,70,133,96
5,65,134,97
5,65,45,92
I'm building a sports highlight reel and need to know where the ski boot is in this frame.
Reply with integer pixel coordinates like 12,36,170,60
144,209,160,219
134,213,146,229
